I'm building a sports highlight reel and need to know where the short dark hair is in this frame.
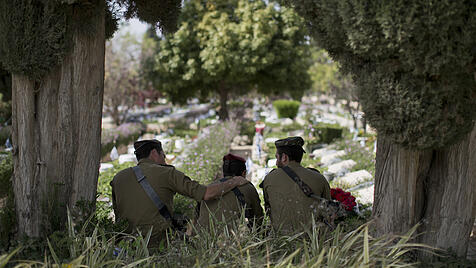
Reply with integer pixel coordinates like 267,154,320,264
223,160,246,176
135,143,162,161
277,146,303,162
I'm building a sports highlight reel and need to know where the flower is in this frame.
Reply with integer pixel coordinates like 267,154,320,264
331,187,357,211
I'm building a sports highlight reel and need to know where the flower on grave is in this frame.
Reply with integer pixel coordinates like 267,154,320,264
330,188,357,211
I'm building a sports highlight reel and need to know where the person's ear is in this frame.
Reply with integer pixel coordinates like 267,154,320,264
242,170,247,177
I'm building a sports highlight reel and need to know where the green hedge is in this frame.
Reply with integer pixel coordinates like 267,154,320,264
273,99,300,119
314,123,343,144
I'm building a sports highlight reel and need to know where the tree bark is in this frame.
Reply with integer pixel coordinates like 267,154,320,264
218,85,229,121
373,124,476,258
11,8,105,237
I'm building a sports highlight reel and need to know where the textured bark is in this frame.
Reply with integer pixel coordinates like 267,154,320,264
11,8,105,237
218,85,229,121
373,125,476,257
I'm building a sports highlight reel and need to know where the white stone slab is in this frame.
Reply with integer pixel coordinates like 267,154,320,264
312,148,336,159
118,154,137,164
336,170,372,186
354,184,374,205
327,160,356,177
320,150,345,166
99,163,114,173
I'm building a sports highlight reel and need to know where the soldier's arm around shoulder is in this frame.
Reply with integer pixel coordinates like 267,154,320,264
167,166,208,201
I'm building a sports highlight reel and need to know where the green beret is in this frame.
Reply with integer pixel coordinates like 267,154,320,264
134,139,162,154
275,136,306,152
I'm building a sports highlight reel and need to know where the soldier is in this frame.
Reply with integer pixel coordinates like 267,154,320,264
197,153,264,229
260,137,333,234
110,140,249,247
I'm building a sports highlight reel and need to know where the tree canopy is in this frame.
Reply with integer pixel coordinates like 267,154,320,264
155,0,311,119
288,0,476,149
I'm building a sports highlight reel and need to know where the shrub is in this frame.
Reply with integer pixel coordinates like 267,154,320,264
273,100,300,119
314,123,343,144
101,122,145,157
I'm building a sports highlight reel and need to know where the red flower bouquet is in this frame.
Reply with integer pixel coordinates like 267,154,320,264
330,188,357,211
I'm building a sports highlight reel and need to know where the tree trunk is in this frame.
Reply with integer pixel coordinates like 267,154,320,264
11,8,105,237
218,85,229,121
373,124,476,258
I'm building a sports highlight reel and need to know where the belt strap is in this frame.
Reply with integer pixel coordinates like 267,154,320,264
132,166,173,222
220,178,253,220
281,166,336,229
281,166,315,197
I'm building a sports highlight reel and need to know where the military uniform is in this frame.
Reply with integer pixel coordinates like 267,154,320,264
260,137,331,233
197,176,263,228
111,158,206,246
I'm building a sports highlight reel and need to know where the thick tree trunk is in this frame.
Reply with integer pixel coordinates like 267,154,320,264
218,85,229,121
11,9,105,237
373,124,476,258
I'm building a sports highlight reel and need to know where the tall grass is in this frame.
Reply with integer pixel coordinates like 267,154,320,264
3,211,436,267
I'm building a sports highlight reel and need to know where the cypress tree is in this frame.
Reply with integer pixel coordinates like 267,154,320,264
0,0,181,238
287,0,476,257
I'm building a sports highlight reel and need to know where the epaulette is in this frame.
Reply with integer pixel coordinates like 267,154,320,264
307,167,321,174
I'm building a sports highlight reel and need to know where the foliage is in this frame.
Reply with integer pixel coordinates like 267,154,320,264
314,123,343,144
138,27,163,98
101,122,145,157
0,0,180,79
0,153,14,251
288,0,476,149
307,48,340,93
155,0,311,119
118,0,181,34
273,99,301,119
104,31,142,125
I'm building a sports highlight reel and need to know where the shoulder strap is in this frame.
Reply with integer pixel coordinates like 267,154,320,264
281,166,315,197
132,166,173,222
220,178,253,220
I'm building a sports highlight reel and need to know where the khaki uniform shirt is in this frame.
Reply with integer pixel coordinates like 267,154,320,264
260,162,331,233
197,176,263,228
111,158,207,246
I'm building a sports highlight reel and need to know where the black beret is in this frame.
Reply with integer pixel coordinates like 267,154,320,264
134,139,162,154
275,136,306,153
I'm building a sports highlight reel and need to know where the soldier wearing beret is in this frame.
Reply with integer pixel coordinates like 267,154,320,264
110,140,249,247
260,137,331,234
197,153,264,229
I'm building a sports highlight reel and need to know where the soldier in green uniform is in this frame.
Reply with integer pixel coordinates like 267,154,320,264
260,137,331,234
110,140,249,247
197,154,263,229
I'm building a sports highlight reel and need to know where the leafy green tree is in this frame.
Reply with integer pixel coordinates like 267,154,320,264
155,0,311,120
0,0,181,238
288,0,476,257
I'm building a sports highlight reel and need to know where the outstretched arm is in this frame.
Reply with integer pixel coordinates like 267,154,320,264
203,176,248,200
